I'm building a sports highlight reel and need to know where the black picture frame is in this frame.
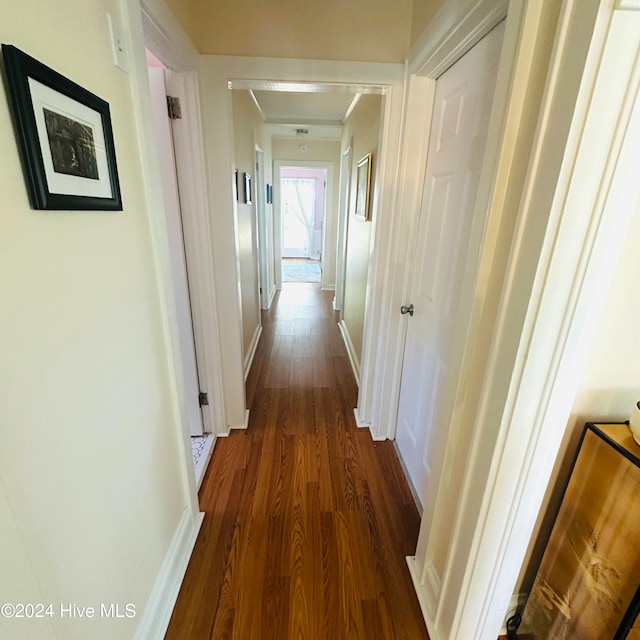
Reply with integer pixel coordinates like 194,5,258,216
243,172,252,204
2,44,122,210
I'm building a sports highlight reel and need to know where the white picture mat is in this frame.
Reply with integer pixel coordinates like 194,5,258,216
28,78,113,198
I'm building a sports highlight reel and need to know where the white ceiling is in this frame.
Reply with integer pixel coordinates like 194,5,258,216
252,90,357,124
249,90,361,140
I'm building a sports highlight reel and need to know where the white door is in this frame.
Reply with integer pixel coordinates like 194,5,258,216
148,66,204,437
395,22,505,506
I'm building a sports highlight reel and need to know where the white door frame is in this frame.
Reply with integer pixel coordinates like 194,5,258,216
334,144,352,312
254,145,270,309
140,7,227,438
274,161,334,290
383,1,640,639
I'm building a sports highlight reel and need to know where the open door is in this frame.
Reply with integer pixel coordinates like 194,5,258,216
147,61,205,438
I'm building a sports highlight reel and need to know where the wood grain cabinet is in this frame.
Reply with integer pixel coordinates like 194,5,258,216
520,423,640,639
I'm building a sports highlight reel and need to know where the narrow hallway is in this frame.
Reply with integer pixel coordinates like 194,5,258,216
165,283,428,639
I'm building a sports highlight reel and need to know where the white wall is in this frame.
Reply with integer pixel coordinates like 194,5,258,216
341,94,382,366
0,1,192,637
232,90,264,363
517,199,640,594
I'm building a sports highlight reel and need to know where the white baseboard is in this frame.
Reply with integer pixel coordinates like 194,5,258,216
321,284,336,291
353,407,386,442
134,507,204,640
353,406,369,428
225,408,250,431
393,441,423,515
338,320,360,386
244,324,263,381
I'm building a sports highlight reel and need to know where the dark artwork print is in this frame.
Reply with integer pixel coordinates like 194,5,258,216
43,108,99,180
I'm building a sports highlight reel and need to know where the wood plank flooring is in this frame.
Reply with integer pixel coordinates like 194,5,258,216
165,283,428,639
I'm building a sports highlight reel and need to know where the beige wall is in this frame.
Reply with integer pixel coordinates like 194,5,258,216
232,90,267,361
272,138,341,287
0,1,190,638
163,0,194,40
179,0,412,62
341,95,382,366
517,201,640,595
410,0,447,48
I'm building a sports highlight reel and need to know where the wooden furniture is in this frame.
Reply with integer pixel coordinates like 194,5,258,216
520,423,640,639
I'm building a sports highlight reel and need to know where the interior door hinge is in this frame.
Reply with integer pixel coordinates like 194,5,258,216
166,96,182,119
198,391,209,406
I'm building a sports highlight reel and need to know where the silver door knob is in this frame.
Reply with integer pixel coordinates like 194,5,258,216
401,304,414,316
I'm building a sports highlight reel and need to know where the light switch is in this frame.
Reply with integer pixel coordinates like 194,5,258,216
107,13,128,73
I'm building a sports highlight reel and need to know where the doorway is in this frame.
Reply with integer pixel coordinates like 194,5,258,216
278,167,327,283
146,50,214,485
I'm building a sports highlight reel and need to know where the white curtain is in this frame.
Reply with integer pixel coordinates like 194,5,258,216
282,178,315,255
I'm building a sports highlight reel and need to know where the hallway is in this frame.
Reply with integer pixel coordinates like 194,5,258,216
165,283,428,639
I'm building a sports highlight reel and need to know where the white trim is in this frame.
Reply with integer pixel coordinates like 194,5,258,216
367,75,435,442
244,324,263,380
352,407,368,427
121,0,199,516
617,0,640,9
338,320,360,386
334,144,352,313
409,0,508,76
218,408,250,433
355,84,405,439
139,0,227,439
163,70,227,437
197,55,249,430
407,557,445,640
255,145,270,309
449,5,640,637
353,407,386,442
321,285,336,291
201,55,405,87
140,0,198,71
267,284,277,308
133,507,204,640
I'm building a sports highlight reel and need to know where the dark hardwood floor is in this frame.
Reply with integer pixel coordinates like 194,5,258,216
165,283,428,639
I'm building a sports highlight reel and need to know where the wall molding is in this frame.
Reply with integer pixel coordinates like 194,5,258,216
338,320,360,386
408,0,508,76
134,508,204,640
617,0,640,10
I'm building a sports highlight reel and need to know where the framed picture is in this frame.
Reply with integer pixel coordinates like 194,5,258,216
266,184,272,204
1,44,122,211
354,152,372,221
243,172,252,204
234,169,239,202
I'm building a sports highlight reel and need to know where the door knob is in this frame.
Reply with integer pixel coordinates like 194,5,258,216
401,304,414,316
